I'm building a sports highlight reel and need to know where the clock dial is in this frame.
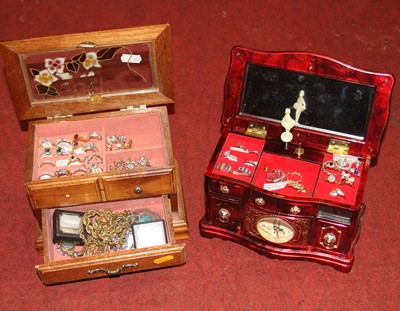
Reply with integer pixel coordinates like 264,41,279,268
256,217,295,243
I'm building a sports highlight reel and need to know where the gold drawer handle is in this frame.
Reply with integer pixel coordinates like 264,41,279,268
255,197,265,206
88,263,139,276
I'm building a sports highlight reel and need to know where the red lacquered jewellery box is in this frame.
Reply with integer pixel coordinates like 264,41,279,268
200,46,394,272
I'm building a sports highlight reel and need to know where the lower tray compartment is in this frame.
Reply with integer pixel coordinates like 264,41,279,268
37,196,186,285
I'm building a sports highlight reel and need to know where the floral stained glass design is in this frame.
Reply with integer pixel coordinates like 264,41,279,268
25,43,152,99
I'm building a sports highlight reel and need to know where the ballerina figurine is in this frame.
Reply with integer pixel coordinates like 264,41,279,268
293,90,306,123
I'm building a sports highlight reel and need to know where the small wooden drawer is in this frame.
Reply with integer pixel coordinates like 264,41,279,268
208,178,244,197
26,177,101,209
38,196,185,285
277,201,318,217
102,168,175,201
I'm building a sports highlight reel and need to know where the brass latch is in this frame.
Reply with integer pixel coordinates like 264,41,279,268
245,123,267,139
88,94,103,102
327,139,350,155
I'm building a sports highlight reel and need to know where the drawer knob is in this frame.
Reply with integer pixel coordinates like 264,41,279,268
219,185,230,194
219,208,231,223
255,197,265,206
290,205,301,214
134,186,142,194
323,232,337,248
88,263,139,276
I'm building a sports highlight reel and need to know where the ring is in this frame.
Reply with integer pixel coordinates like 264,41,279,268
85,163,103,173
82,142,99,153
224,151,238,162
57,141,73,155
41,148,53,157
87,131,102,141
55,168,72,177
137,156,151,167
38,172,54,179
322,161,338,183
73,168,87,175
329,188,345,198
233,166,252,176
338,171,355,187
243,160,258,167
230,145,248,153
216,162,232,172
67,156,83,165
334,158,352,171
38,160,55,168
83,154,103,165
41,137,56,148
266,169,286,183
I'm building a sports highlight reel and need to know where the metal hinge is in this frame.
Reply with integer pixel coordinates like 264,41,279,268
327,138,350,155
245,122,267,139
120,105,147,111
47,114,73,120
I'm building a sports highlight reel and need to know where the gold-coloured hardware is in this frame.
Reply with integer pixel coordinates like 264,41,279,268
218,208,231,223
245,123,267,139
327,139,350,155
134,186,143,194
290,205,301,214
88,263,139,276
88,94,103,102
77,41,97,48
219,185,230,194
295,142,304,158
255,197,265,206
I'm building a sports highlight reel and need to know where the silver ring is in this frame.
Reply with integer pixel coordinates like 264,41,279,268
38,172,54,179
83,154,103,165
41,148,53,157
233,166,252,176
72,168,87,175
243,160,258,167
329,188,345,198
215,162,232,172
87,131,102,141
224,151,238,162
137,156,150,167
230,145,248,153
266,169,286,183
82,142,99,153
38,160,55,168
55,168,72,177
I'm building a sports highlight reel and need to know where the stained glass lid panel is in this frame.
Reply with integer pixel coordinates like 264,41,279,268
0,25,174,120
21,42,153,102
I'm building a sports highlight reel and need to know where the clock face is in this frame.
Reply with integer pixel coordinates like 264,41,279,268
256,217,295,244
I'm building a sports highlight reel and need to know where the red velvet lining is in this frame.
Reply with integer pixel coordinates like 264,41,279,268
313,153,363,205
212,133,363,204
212,133,264,182
252,152,320,198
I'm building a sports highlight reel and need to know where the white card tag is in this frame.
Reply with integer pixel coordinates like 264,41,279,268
120,54,142,64
56,159,70,167
264,181,288,191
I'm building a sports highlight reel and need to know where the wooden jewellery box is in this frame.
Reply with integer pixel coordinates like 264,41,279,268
200,47,394,272
0,24,189,284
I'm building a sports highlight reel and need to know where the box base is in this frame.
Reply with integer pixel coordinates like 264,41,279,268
199,216,355,273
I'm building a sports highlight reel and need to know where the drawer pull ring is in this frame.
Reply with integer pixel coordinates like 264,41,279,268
88,263,139,276
219,185,230,194
219,208,231,223
134,186,143,194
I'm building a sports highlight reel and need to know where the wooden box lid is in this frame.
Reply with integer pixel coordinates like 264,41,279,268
0,24,174,120
222,46,395,158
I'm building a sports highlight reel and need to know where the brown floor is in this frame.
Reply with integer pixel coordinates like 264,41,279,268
0,1,399,310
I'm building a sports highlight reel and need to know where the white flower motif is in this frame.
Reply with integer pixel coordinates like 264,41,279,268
83,52,101,70
44,58,65,74
34,70,59,86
